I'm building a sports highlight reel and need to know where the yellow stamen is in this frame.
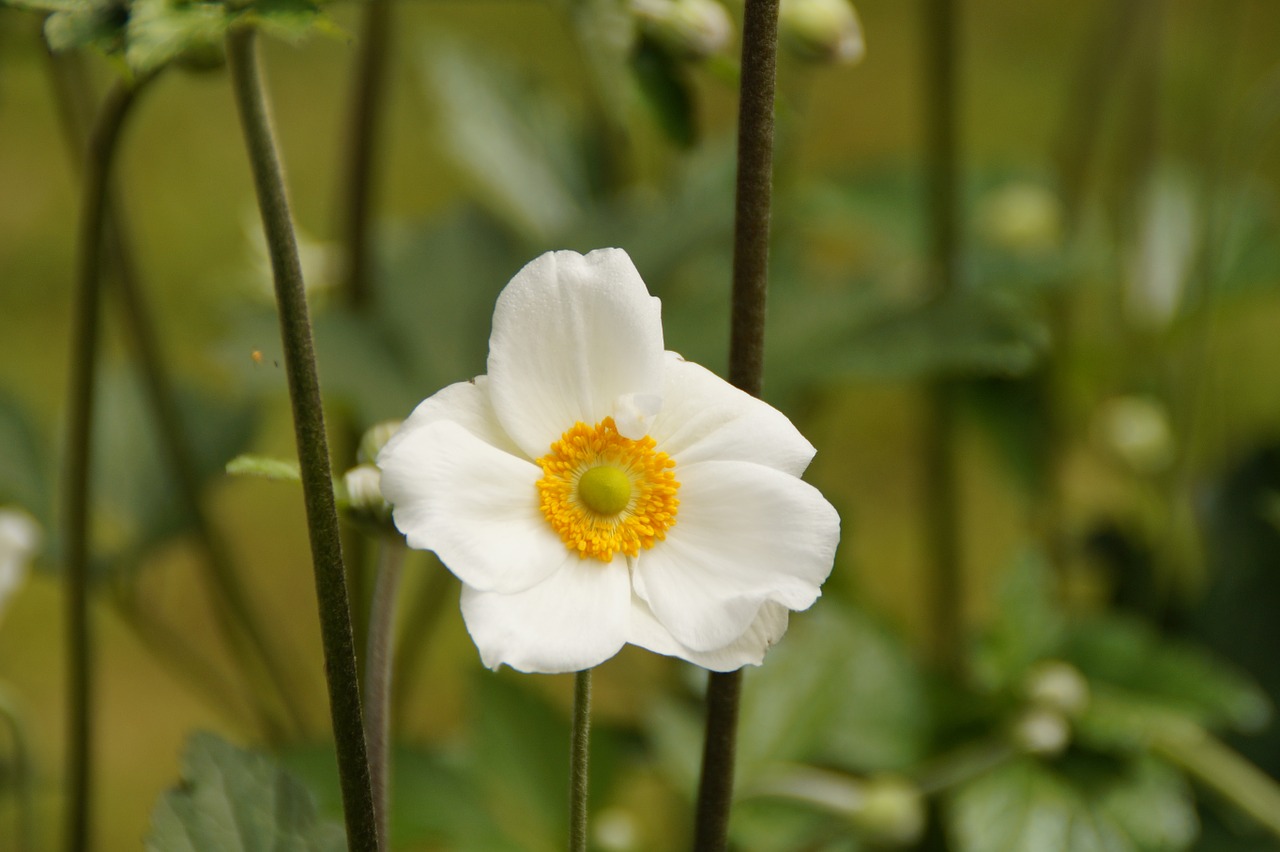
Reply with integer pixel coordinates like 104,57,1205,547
536,417,680,562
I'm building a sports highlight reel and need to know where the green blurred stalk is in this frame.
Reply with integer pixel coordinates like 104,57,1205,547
44,50,307,743
569,669,592,852
225,26,379,852
694,1,781,848
0,687,35,852
62,75,150,852
363,539,404,851
920,0,964,676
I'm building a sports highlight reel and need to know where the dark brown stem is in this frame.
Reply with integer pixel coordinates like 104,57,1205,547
225,26,379,852
695,1,781,849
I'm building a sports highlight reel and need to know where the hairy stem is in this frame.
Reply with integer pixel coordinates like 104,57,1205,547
62,76,148,852
225,26,379,851
570,669,592,852
921,0,964,675
695,1,781,849
363,540,405,851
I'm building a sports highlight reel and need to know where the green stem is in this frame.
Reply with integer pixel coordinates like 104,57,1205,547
62,76,148,852
0,687,35,852
363,539,405,851
390,562,452,722
569,669,592,852
921,0,964,675
695,1,781,848
225,26,379,852
1152,722,1280,840
44,49,306,744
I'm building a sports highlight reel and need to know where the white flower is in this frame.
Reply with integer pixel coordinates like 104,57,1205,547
378,249,840,673
0,508,40,625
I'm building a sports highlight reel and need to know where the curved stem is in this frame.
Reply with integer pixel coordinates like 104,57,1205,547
921,0,964,675
363,539,405,851
62,76,149,852
569,669,592,852
44,48,307,744
695,0,781,849
225,26,379,852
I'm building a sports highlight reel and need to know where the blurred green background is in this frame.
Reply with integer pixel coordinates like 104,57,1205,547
3,0,1280,849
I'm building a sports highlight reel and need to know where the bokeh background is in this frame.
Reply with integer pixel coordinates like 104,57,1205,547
2,0,1280,849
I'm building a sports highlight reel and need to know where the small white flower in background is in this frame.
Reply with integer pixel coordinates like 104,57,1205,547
0,508,40,625
1095,395,1175,476
632,0,733,60
778,0,865,66
378,249,840,673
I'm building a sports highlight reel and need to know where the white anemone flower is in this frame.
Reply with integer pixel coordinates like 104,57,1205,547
378,249,840,673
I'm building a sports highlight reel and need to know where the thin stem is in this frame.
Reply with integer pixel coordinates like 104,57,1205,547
43,48,307,743
390,562,451,722
363,539,405,851
921,0,964,675
694,0,781,848
338,0,393,314
62,76,148,852
569,669,592,852
0,687,35,852
225,26,379,852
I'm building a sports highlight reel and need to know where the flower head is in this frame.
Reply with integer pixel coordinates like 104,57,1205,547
378,249,840,673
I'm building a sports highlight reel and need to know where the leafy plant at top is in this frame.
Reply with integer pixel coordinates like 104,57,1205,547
147,731,345,852
4,0,338,75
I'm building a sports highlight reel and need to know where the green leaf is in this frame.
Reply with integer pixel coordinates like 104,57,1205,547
237,0,342,43
225,454,301,483
146,731,345,852
43,0,127,56
948,755,1197,852
126,0,229,74
631,36,697,147
422,44,588,241
973,550,1066,692
0,392,52,529
1066,616,1272,739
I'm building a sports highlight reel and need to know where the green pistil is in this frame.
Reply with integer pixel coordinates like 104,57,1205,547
578,466,632,516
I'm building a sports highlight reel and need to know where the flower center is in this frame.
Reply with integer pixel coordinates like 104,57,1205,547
535,417,679,562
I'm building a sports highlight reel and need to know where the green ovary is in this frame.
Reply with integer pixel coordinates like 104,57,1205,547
577,465,632,516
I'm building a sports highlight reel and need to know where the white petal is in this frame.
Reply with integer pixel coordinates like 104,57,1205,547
634,460,839,651
487,249,665,458
460,560,632,673
379,376,524,461
650,354,816,476
628,596,790,671
378,419,571,594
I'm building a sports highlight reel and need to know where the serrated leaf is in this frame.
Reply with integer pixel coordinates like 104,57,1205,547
146,732,345,852
126,0,229,73
949,755,1196,852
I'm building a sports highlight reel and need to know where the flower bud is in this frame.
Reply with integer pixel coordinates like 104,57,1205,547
1096,395,1175,475
632,0,733,60
342,464,392,526
976,181,1063,256
359,419,404,465
851,774,925,846
593,806,640,851
778,0,865,66
1024,660,1090,718
0,508,40,624
1011,707,1071,757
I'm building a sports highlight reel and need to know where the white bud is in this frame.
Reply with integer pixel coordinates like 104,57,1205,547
0,508,40,625
1096,395,1175,475
779,0,865,66
1025,660,1090,718
593,806,640,851
360,419,404,465
343,464,391,523
1011,707,1071,757
852,774,926,846
632,0,733,60
977,182,1063,256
